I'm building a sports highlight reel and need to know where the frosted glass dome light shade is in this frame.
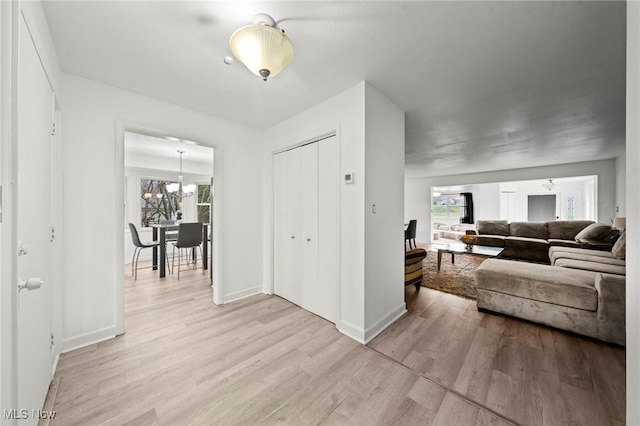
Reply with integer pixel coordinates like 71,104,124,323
229,24,294,81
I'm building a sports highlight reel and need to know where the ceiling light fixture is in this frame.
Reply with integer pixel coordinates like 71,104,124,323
167,150,196,199
229,13,294,81
542,179,556,191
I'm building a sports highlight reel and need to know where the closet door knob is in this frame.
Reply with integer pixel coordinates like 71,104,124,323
307,238,311,242
291,236,295,239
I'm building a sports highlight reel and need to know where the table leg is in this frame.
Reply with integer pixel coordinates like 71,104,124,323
159,228,166,278
437,251,442,270
152,226,158,271
451,253,455,264
202,224,208,270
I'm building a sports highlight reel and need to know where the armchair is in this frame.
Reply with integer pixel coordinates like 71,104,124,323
405,248,427,291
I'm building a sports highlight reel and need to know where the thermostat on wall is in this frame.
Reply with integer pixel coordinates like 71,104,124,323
344,172,355,184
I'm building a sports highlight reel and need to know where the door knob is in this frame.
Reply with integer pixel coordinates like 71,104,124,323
18,277,44,293
291,236,295,239
307,238,311,242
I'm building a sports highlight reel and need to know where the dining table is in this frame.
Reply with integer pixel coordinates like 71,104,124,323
150,223,209,278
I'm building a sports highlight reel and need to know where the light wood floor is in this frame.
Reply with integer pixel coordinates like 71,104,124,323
46,261,625,425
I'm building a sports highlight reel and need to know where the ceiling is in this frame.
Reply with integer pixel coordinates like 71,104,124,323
124,132,214,174
41,1,626,178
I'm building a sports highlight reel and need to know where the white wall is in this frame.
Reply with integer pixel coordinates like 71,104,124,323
406,160,617,242
499,179,592,222
262,83,367,341
262,82,405,343
615,154,626,216
59,74,263,350
626,1,639,423
474,182,501,220
0,0,11,415
363,83,406,342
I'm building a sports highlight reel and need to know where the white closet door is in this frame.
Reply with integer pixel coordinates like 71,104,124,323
273,152,288,300
318,137,340,323
300,143,319,315
274,137,340,325
285,147,303,305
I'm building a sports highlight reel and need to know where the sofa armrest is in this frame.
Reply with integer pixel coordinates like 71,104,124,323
596,273,625,312
595,273,625,344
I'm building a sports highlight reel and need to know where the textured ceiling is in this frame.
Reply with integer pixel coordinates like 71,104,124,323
42,1,626,177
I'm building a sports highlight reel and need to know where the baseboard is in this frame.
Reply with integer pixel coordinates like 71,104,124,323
364,303,407,343
338,319,366,344
61,325,117,353
222,285,263,304
51,353,60,379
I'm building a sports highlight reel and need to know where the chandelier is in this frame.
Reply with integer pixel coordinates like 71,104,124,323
229,13,294,81
167,150,196,199
542,179,556,191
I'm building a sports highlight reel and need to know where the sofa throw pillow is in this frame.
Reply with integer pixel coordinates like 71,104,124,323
612,231,626,260
548,220,595,240
574,223,613,242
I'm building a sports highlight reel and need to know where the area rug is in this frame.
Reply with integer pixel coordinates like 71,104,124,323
421,250,485,299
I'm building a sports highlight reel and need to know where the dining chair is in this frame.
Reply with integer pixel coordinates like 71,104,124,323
161,219,178,242
405,219,417,251
172,222,204,279
128,223,170,280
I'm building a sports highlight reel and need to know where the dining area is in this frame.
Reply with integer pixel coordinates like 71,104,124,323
124,131,214,282
128,221,211,280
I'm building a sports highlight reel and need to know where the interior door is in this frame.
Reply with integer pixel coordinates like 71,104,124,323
273,151,288,300
274,148,303,304
317,136,340,323
300,143,319,314
528,194,557,221
16,15,55,423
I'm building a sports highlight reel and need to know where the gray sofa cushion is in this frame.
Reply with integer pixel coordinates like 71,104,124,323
508,222,548,239
505,236,549,251
474,235,507,247
476,220,509,236
476,259,598,311
550,251,624,266
574,223,614,242
547,239,581,248
547,220,594,240
612,231,626,260
554,258,626,276
549,246,617,259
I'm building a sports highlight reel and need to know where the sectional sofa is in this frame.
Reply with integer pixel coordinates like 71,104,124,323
475,232,626,345
467,220,615,263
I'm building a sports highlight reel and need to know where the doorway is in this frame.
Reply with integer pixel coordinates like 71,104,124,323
119,129,216,332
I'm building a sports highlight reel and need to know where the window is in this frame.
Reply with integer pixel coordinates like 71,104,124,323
432,193,464,219
196,184,211,224
140,178,179,227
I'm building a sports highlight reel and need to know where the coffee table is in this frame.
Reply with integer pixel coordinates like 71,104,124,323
434,243,504,270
